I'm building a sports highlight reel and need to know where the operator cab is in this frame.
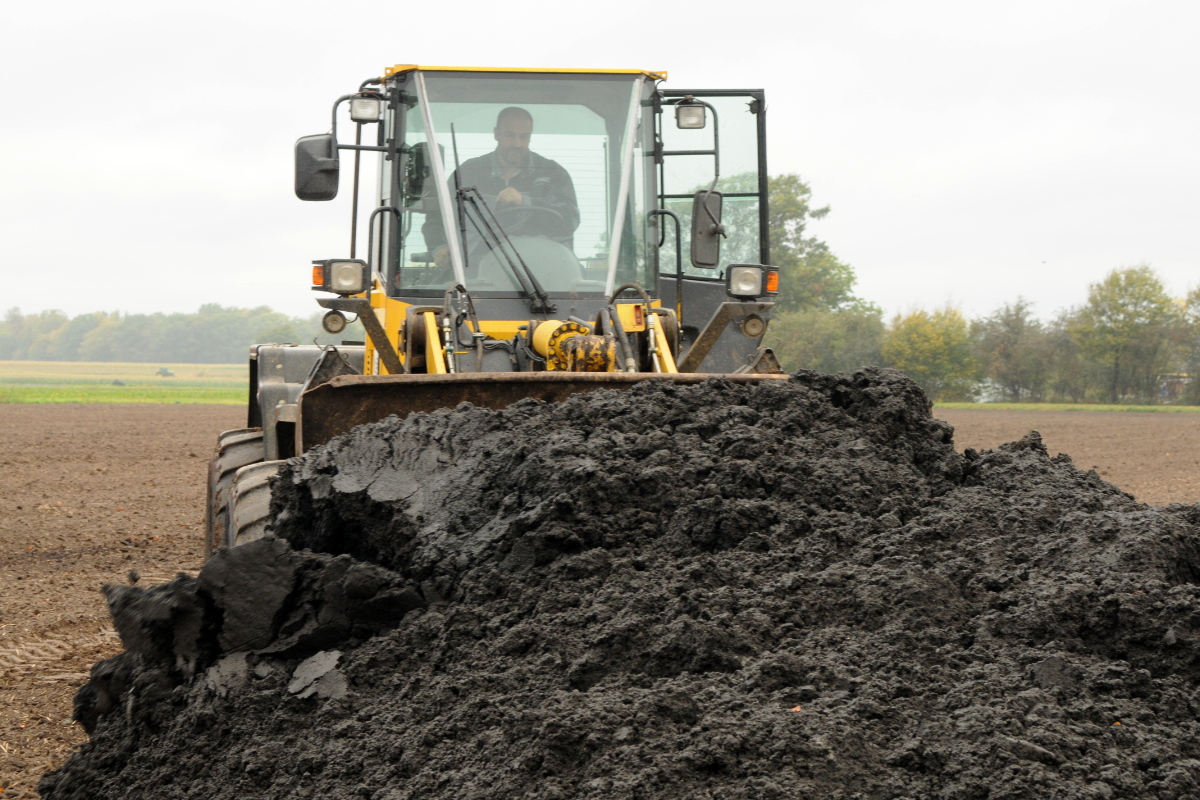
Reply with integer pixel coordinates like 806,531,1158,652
295,65,778,373
384,69,652,302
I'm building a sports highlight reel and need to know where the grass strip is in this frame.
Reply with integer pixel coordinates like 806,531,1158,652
0,386,244,404
935,402,1200,413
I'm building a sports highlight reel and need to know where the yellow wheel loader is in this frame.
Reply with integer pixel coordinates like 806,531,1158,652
205,65,785,556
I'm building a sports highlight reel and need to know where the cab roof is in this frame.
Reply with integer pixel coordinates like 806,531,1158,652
383,65,667,81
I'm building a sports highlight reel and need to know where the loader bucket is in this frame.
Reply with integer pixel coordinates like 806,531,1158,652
296,372,788,453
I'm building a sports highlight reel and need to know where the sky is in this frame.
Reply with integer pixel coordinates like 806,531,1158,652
2,0,1197,323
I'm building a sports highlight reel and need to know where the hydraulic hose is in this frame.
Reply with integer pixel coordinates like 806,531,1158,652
607,305,637,372
607,283,655,309
609,283,658,372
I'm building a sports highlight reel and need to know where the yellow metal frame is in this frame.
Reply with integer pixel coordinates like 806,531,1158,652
615,303,643,333
653,331,679,373
363,293,530,376
360,291,673,377
423,312,447,375
382,65,667,81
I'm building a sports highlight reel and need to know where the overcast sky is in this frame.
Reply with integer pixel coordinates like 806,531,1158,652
2,0,1196,322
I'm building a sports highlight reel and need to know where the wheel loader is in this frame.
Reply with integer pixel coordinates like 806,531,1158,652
205,65,786,556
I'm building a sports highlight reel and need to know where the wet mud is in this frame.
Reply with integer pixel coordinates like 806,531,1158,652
40,369,1200,799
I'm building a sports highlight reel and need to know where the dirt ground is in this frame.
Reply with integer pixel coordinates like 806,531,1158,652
0,402,1197,797
0,404,241,798
938,408,1200,507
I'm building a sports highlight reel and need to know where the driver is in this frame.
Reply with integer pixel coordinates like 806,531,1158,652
423,106,580,270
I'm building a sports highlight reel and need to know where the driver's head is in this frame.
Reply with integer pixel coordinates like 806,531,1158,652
494,107,533,168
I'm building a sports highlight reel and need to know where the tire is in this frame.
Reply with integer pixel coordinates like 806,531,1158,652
205,429,264,559
226,461,285,548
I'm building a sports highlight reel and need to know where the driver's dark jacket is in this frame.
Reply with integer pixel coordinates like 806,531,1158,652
421,149,580,253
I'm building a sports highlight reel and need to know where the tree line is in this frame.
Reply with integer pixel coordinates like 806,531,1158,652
758,176,1198,404
0,305,361,365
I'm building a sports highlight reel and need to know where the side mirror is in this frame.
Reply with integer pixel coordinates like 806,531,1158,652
404,142,430,207
404,142,446,210
295,134,340,201
690,189,724,269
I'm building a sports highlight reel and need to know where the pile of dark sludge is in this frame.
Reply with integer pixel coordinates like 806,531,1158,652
41,369,1200,799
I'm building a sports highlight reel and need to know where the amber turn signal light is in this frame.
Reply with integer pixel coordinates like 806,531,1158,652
765,271,779,293
312,265,325,286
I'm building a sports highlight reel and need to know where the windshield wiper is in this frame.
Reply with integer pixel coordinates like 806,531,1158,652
450,124,554,315
460,189,556,314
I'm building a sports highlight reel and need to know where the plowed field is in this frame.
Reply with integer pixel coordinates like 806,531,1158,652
0,402,1196,798
938,408,1200,507
0,404,240,798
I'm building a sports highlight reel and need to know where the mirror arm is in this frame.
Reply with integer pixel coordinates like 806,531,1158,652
649,209,684,326
704,100,721,176
700,178,726,237
697,100,722,231
365,206,404,289
329,94,356,145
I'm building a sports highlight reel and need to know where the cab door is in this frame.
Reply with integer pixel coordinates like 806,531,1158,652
653,89,770,370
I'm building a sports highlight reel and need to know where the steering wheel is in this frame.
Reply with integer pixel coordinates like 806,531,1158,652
493,204,568,238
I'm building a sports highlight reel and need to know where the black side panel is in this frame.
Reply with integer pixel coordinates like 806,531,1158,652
665,277,772,370
247,352,261,428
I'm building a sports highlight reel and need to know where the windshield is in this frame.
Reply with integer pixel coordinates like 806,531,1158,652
385,72,651,297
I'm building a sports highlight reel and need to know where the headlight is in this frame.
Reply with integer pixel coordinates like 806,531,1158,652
349,96,382,123
676,104,706,129
726,265,764,298
312,259,368,295
330,261,365,293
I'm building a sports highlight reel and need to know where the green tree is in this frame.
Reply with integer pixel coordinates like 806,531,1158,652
1045,309,1089,402
971,299,1050,401
1182,286,1200,404
766,174,857,312
765,306,884,373
1073,265,1182,403
1,309,70,360
51,313,107,360
881,307,976,401
0,308,20,360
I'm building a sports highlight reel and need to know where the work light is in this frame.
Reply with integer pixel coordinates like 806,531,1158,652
741,314,766,338
322,310,348,334
676,104,706,129
350,96,382,123
726,266,764,298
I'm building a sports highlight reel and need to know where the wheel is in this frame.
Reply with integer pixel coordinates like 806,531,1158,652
226,461,285,548
493,204,567,238
205,429,263,559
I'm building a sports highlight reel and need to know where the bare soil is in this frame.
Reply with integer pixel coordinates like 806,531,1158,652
938,409,1200,506
0,404,240,798
0,402,1196,797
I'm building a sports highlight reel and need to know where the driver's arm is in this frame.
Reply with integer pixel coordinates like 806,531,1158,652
526,160,580,236
419,173,452,252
